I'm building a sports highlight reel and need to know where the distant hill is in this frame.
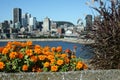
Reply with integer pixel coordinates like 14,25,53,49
54,21,75,27
38,21,75,27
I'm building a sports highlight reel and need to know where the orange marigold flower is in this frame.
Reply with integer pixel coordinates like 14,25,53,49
0,47,4,53
57,59,64,66
56,46,62,52
51,47,56,52
22,64,28,71
51,65,58,72
50,52,54,55
55,54,61,58
61,53,67,58
64,57,70,64
18,53,24,59
6,43,12,49
7,41,12,45
38,55,46,60
26,41,32,46
9,52,18,59
34,45,41,49
30,56,38,62
26,49,33,56
50,59,56,64
47,55,54,60
34,48,42,54
11,45,16,51
21,43,26,47
12,41,21,46
2,48,9,55
76,61,83,69
43,46,50,52
0,62,5,70
44,51,51,55
44,62,50,68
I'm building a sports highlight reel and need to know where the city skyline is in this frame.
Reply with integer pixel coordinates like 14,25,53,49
0,0,100,25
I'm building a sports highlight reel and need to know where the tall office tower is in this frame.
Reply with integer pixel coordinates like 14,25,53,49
22,13,31,28
29,17,37,30
13,8,22,28
85,14,92,30
36,22,43,31
42,17,51,32
26,13,31,24
22,14,27,27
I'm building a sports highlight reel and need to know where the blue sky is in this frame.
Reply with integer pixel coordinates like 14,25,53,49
0,0,97,25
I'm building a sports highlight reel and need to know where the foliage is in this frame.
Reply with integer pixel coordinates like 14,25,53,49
90,0,120,69
0,41,88,72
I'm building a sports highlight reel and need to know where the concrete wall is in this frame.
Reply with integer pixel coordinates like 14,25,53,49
0,70,120,80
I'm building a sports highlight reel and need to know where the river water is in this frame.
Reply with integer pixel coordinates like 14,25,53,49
0,41,92,59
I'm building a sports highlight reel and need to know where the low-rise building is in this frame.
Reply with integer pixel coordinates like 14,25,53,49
64,29,80,39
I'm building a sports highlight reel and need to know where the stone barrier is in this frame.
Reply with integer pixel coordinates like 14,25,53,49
0,70,119,80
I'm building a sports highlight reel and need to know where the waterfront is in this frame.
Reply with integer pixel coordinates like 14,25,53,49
0,38,94,44
0,39,93,59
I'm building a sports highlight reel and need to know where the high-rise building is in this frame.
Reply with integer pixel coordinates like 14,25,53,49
22,13,31,28
22,14,27,27
85,14,92,30
26,13,31,24
36,22,43,31
13,8,22,28
29,17,37,30
42,17,51,32
51,21,57,32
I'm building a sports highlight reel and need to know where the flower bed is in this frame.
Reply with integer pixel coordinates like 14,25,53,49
0,41,88,72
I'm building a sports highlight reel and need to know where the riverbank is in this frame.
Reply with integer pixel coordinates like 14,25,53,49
0,38,94,44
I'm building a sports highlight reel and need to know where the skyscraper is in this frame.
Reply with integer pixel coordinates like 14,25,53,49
13,8,22,28
42,17,51,32
29,17,37,30
22,13,31,27
22,13,27,27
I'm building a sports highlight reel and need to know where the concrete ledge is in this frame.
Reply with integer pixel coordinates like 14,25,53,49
0,70,119,80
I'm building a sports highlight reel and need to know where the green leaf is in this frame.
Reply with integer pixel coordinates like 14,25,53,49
20,48,26,52
24,55,28,59
12,65,16,69
43,67,48,72
1,55,8,61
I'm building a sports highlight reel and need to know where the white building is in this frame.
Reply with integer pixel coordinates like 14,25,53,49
42,17,51,32
51,21,57,32
64,29,79,39
29,17,37,30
